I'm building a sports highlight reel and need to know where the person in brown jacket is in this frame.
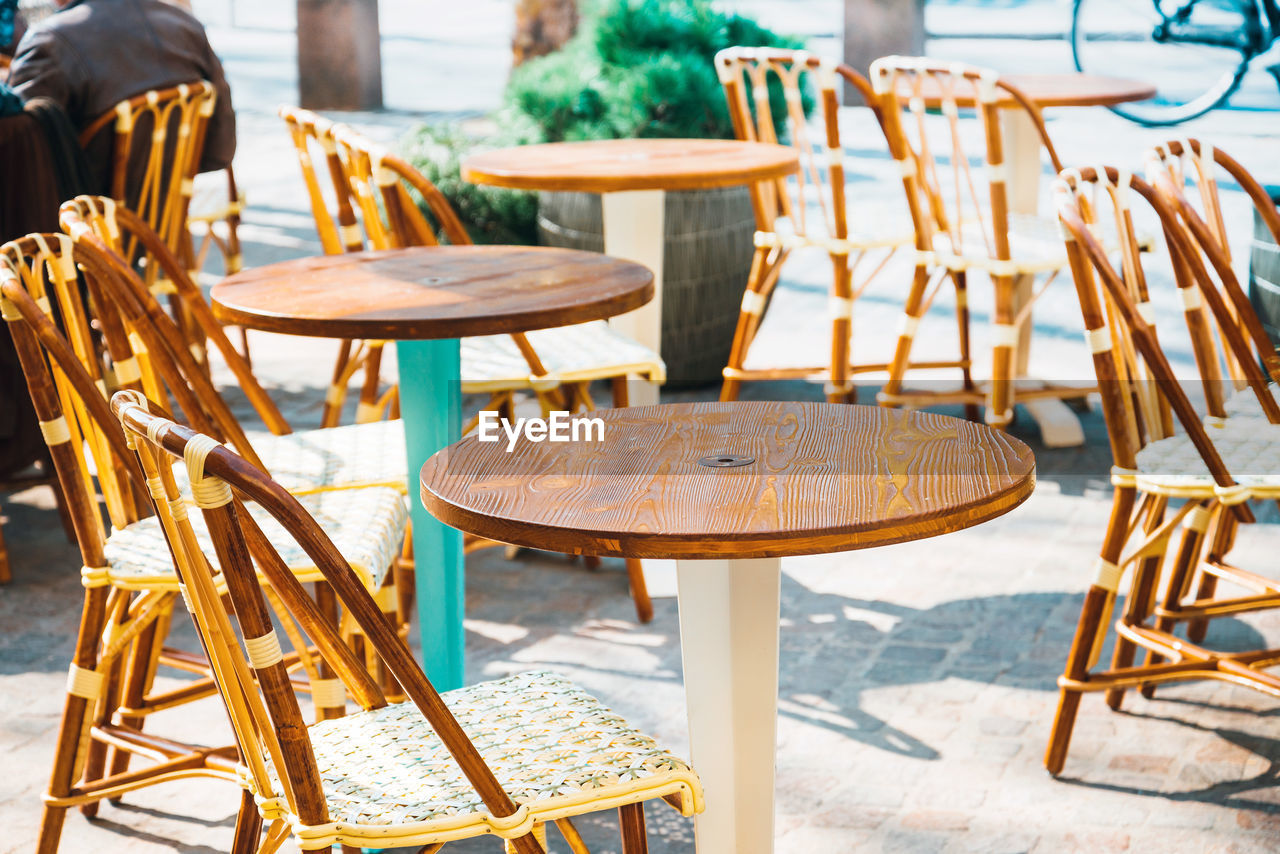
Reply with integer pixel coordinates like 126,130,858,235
6,0,235,195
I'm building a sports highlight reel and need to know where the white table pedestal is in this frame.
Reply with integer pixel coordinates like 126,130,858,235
676,557,782,854
602,189,665,407
1000,109,1085,448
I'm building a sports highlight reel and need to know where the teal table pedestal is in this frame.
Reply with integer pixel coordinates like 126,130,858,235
396,338,464,690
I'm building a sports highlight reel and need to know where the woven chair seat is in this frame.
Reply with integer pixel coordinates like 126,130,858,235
254,670,701,848
754,203,915,255
170,420,408,497
1221,383,1279,422
1130,424,1280,498
925,213,1069,275
462,321,666,392
187,172,243,225
102,485,407,592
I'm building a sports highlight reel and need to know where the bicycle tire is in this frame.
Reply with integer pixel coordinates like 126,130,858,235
1071,0,1252,126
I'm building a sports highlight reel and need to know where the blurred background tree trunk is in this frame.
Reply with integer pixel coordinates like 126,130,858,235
512,0,577,67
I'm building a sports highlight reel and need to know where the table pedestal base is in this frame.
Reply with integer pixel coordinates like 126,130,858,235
676,557,781,854
397,339,464,690
603,189,665,407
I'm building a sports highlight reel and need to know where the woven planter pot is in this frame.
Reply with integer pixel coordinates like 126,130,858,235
1249,188,1280,351
537,186,755,388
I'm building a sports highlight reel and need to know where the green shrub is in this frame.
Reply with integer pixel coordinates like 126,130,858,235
402,0,806,243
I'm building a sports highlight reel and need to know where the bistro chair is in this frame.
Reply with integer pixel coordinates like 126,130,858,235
0,234,410,853
869,58,1080,428
112,390,703,854
714,47,914,403
1142,141,1280,645
187,166,246,282
1147,139,1280,415
62,198,417,646
278,106,377,428
330,120,666,423
1044,166,1280,774
331,120,659,621
81,82,218,358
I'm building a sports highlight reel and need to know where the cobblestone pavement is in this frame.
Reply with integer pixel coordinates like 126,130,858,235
4,2,1280,852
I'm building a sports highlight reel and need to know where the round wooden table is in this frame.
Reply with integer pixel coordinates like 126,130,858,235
211,245,654,689
462,139,800,405
421,401,1036,854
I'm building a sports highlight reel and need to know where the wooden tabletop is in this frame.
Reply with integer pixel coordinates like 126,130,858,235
420,402,1036,560
461,138,800,194
210,246,654,340
901,73,1156,109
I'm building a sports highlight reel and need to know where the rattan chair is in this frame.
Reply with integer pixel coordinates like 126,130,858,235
187,166,245,280
330,121,666,421
0,234,409,853
61,197,417,652
81,83,214,344
1147,139,1280,420
278,106,380,428
329,119,659,621
1044,166,1280,775
112,390,703,854
714,47,914,403
869,58,1084,428
1141,141,1280,647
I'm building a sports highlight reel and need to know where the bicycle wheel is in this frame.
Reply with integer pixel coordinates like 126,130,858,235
1072,0,1257,125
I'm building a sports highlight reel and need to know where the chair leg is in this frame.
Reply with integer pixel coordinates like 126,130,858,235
357,343,386,423
38,586,112,852
0,507,10,584
103,614,164,789
230,790,264,854
880,264,931,407
80,594,132,817
827,251,854,404
1045,491,1135,775
619,802,648,854
1139,513,1208,699
1187,512,1233,643
555,817,592,854
610,377,653,623
987,273,1016,430
720,247,773,402
1105,497,1166,711
951,271,980,422
322,340,355,428
1045,584,1112,776
625,559,654,623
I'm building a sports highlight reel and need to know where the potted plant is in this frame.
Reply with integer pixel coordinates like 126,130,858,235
404,0,805,385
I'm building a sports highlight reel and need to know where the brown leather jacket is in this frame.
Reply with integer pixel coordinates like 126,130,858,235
7,0,234,194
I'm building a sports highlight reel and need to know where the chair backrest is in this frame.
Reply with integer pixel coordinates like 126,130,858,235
715,47,883,243
330,124,557,388
1145,139,1280,391
1053,167,1241,489
0,234,151,556
870,57,1062,269
60,196,292,439
110,392,541,845
278,106,365,255
79,82,217,279
330,122,471,250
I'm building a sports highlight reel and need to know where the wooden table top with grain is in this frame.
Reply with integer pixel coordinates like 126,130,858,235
209,245,655,340
901,72,1156,109
461,138,800,194
420,401,1036,560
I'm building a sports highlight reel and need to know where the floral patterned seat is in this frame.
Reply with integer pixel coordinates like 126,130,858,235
102,486,408,592
253,670,702,849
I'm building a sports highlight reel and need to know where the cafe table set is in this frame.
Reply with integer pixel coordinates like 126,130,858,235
210,138,1039,848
